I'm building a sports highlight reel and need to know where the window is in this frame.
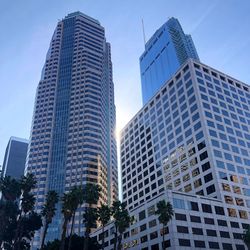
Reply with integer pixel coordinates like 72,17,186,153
190,215,201,223
202,204,212,213
140,223,147,232
175,213,187,221
230,221,239,228
206,229,217,236
204,173,213,183
215,206,225,215
194,240,206,248
200,151,208,161
149,219,157,228
141,235,148,243
202,161,211,172
209,242,220,249
177,226,189,234
178,239,191,247
222,243,233,250
173,198,185,209
217,219,227,226
204,217,214,224
192,227,203,235
147,205,155,216
150,231,158,240
188,201,199,211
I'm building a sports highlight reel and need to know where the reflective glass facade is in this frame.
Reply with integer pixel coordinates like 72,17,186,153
140,17,199,105
1,137,28,179
26,12,118,247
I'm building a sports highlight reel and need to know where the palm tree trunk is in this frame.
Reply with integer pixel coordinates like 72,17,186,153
13,213,22,250
83,227,90,250
162,225,165,250
113,226,118,250
60,219,68,250
101,223,105,250
68,211,76,250
14,215,23,250
41,221,49,249
117,234,122,250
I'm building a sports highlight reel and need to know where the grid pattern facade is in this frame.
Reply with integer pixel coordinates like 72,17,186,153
92,190,249,250
121,60,250,224
26,12,117,246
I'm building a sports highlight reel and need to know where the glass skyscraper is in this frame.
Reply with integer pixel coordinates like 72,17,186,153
26,12,118,247
140,17,199,105
1,137,28,179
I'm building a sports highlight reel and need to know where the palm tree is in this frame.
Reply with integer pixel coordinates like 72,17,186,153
14,173,37,250
83,183,101,250
41,190,59,249
111,201,131,250
155,200,174,250
243,226,250,250
0,174,42,250
68,186,84,250
60,192,74,250
0,176,21,247
0,176,21,201
97,204,111,250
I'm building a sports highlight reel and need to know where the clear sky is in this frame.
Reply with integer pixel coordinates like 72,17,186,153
0,0,250,168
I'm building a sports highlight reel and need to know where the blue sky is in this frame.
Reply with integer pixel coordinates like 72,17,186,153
0,0,250,165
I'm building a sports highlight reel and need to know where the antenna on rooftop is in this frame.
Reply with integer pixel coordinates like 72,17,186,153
141,19,146,48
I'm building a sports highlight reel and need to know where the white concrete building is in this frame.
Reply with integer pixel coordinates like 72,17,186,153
92,59,250,249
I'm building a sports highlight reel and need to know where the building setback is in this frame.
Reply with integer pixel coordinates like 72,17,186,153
140,17,199,105
1,137,28,179
92,59,250,250
26,12,118,247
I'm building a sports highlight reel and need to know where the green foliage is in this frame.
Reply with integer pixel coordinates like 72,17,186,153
243,226,250,247
155,200,174,226
42,191,59,224
83,208,98,232
0,176,21,201
83,183,101,250
97,204,111,250
111,201,131,250
44,234,101,250
60,186,85,250
41,190,59,249
97,204,111,227
83,183,101,205
0,174,42,250
155,200,174,250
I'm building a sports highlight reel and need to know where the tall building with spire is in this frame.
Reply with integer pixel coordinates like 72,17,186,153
26,11,118,247
140,17,199,105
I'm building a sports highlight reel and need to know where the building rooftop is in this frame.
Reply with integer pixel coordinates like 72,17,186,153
64,11,100,25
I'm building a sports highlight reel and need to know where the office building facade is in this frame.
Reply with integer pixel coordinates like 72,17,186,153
1,137,28,179
92,190,248,250
116,59,250,249
26,12,118,247
140,17,199,105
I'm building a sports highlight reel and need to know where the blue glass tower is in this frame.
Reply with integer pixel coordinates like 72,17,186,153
140,17,199,104
26,12,118,247
1,137,28,179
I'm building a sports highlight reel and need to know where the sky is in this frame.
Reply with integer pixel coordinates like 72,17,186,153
0,0,250,168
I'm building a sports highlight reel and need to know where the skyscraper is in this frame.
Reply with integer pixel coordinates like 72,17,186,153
26,12,118,247
92,59,250,250
140,17,199,105
1,137,28,179
118,59,250,249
